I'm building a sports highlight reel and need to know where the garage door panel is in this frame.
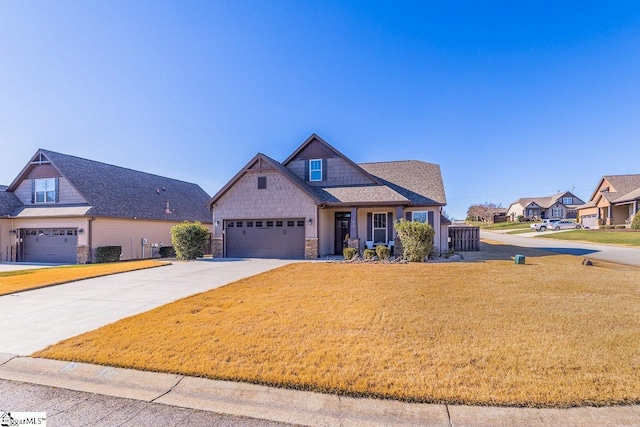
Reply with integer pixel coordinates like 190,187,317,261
21,228,78,263
226,219,305,259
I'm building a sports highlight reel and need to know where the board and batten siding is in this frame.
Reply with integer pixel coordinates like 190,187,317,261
211,170,317,239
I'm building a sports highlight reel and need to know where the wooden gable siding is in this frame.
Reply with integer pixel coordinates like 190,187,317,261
26,164,61,179
247,157,276,172
14,177,87,205
290,138,338,160
287,157,376,187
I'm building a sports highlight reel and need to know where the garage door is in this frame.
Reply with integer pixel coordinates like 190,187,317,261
20,228,78,263
225,219,305,259
581,214,598,229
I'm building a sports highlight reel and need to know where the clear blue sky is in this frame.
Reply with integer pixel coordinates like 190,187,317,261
1,1,639,219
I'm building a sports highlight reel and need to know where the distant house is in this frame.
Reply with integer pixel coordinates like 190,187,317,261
0,149,212,264
207,134,448,259
577,175,640,229
507,191,585,221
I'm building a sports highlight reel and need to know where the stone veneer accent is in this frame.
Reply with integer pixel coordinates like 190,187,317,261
305,238,318,259
393,237,403,258
211,238,223,258
77,245,90,264
347,238,360,252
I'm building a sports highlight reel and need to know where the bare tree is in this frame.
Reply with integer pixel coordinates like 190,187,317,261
466,202,502,224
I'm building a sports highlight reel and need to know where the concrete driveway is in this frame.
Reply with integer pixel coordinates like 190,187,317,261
0,259,295,355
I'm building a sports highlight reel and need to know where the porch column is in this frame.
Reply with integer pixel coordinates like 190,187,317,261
347,207,360,250
607,205,613,225
394,206,404,257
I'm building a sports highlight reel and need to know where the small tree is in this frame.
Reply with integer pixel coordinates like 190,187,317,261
394,219,435,262
171,221,210,260
632,212,640,230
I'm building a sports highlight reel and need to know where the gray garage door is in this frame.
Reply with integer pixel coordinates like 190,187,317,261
225,219,305,259
20,228,78,263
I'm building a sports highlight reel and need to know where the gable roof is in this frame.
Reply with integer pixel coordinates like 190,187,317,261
583,174,640,206
0,185,22,216
359,161,446,206
210,135,447,209
207,153,323,207
510,191,584,211
8,149,212,222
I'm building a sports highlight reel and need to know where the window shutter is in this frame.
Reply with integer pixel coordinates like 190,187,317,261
428,211,434,227
304,161,310,181
387,212,393,242
405,211,411,221
322,159,327,181
31,179,35,204
366,213,372,241
55,177,60,203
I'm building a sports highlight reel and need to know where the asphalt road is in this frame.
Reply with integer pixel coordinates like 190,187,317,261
481,229,640,267
0,379,293,427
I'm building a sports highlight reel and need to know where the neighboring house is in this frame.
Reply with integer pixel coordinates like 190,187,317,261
577,175,640,229
0,149,212,264
207,134,448,259
507,191,585,221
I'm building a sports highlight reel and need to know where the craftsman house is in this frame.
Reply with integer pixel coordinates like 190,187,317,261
507,191,585,221
207,134,448,259
0,149,212,263
577,174,640,229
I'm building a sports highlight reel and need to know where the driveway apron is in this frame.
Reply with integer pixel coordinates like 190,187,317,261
0,259,294,355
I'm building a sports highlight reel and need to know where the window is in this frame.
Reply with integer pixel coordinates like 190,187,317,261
227,222,234,228
34,178,56,203
257,176,267,190
297,220,305,227
412,211,428,223
256,221,263,227
247,221,253,227
309,159,322,181
276,221,283,227
552,208,563,218
373,212,387,245
562,197,572,205
266,221,274,227
287,220,294,227
236,221,243,227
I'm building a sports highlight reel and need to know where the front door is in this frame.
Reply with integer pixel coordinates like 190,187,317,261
334,212,351,255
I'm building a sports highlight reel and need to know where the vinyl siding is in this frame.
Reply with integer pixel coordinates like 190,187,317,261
14,177,86,205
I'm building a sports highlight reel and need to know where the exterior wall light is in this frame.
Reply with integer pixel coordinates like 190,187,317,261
308,218,312,225
78,228,84,234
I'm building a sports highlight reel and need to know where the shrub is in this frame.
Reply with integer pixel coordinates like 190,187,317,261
343,247,357,260
171,221,210,260
632,212,640,230
95,246,121,263
394,219,435,262
376,245,390,260
615,225,627,229
159,246,176,258
364,249,376,259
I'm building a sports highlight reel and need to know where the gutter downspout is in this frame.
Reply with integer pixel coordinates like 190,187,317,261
88,217,96,263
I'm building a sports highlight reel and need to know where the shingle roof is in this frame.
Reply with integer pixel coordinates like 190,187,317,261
316,185,409,205
0,186,23,216
604,175,640,202
15,150,212,222
359,161,447,206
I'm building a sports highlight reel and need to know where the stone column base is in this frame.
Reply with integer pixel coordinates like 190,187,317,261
347,238,360,252
394,237,403,258
77,245,90,264
212,238,223,258
305,238,318,259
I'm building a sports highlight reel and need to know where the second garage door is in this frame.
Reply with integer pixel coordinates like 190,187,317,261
225,219,305,259
20,228,78,263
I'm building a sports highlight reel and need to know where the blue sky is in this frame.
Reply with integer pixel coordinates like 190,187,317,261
1,1,639,219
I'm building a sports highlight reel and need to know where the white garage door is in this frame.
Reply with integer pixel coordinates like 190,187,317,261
581,215,598,229
225,219,305,259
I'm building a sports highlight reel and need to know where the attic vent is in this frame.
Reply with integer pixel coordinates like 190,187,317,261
165,200,174,214
30,153,51,165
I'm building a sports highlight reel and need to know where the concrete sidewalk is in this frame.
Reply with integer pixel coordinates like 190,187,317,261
1,353,638,427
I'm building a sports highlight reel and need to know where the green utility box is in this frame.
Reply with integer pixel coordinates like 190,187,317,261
514,254,525,265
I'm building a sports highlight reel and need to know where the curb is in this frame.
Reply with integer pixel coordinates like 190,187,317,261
2,354,640,426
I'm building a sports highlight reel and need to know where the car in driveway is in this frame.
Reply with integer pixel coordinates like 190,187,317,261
551,219,582,230
530,219,558,232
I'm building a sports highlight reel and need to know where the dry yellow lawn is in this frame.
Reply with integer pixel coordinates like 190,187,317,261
35,253,640,407
0,260,169,295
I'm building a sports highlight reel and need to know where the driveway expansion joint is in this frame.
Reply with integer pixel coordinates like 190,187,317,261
150,375,186,403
